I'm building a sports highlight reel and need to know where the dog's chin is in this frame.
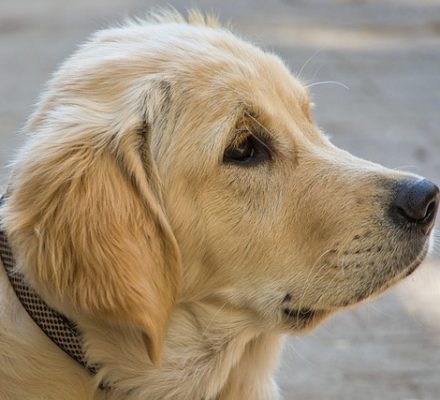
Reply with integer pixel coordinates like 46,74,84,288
282,244,430,334
348,243,430,306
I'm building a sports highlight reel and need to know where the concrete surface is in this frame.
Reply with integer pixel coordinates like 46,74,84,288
1,1,440,399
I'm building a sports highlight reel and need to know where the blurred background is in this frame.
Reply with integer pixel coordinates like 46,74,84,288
1,1,440,399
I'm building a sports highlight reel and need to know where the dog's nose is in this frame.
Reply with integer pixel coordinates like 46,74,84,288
392,178,439,234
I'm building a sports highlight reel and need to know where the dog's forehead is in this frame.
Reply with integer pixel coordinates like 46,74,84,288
221,50,314,138
176,33,317,146
129,23,316,146
185,33,312,124
217,37,310,110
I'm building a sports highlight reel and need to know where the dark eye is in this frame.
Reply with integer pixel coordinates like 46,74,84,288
223,136,271,166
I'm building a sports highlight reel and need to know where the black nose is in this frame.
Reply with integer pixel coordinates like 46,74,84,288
392,178,439,234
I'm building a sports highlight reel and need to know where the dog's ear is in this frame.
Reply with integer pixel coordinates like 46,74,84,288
3,85,181,365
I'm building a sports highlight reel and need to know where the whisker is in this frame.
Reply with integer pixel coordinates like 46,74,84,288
296,249,335,311
201,300,230,337
285,337,315,366
305,80,350,91
246,112,274,136
297,49,324,81
308,62,327,86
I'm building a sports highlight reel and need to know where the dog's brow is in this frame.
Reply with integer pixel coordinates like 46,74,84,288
244,111,273,137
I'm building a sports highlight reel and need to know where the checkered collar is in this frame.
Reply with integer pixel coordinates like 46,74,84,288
0,196,102,384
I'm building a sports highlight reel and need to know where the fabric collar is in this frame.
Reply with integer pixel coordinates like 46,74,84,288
0,196,101,381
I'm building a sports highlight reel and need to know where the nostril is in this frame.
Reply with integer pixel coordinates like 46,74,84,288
423,199,437,223
392,178,439,228
397,198,437,223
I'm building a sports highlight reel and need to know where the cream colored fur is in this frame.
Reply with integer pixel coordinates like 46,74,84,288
0,11,434,400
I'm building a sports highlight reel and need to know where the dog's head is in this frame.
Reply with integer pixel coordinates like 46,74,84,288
2,11,438,363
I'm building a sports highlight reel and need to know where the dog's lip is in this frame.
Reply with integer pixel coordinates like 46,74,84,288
283,307,315,319
282,245,430,320
282,308,331,330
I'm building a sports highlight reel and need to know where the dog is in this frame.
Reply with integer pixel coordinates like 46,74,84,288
0,10,438,400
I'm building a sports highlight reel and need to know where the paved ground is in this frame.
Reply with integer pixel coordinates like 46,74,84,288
1,1,440,399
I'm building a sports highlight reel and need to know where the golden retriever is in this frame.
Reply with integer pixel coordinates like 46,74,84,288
0,10,438,400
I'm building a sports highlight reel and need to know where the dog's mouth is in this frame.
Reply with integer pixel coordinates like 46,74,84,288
283,307,315,320
281,243,430,331
282,307,330,330
351,241,429,303
353,247,428,304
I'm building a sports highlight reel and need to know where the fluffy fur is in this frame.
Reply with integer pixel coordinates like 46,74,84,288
0,11,435,399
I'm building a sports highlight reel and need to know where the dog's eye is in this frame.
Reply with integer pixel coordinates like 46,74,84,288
223,136,271,165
